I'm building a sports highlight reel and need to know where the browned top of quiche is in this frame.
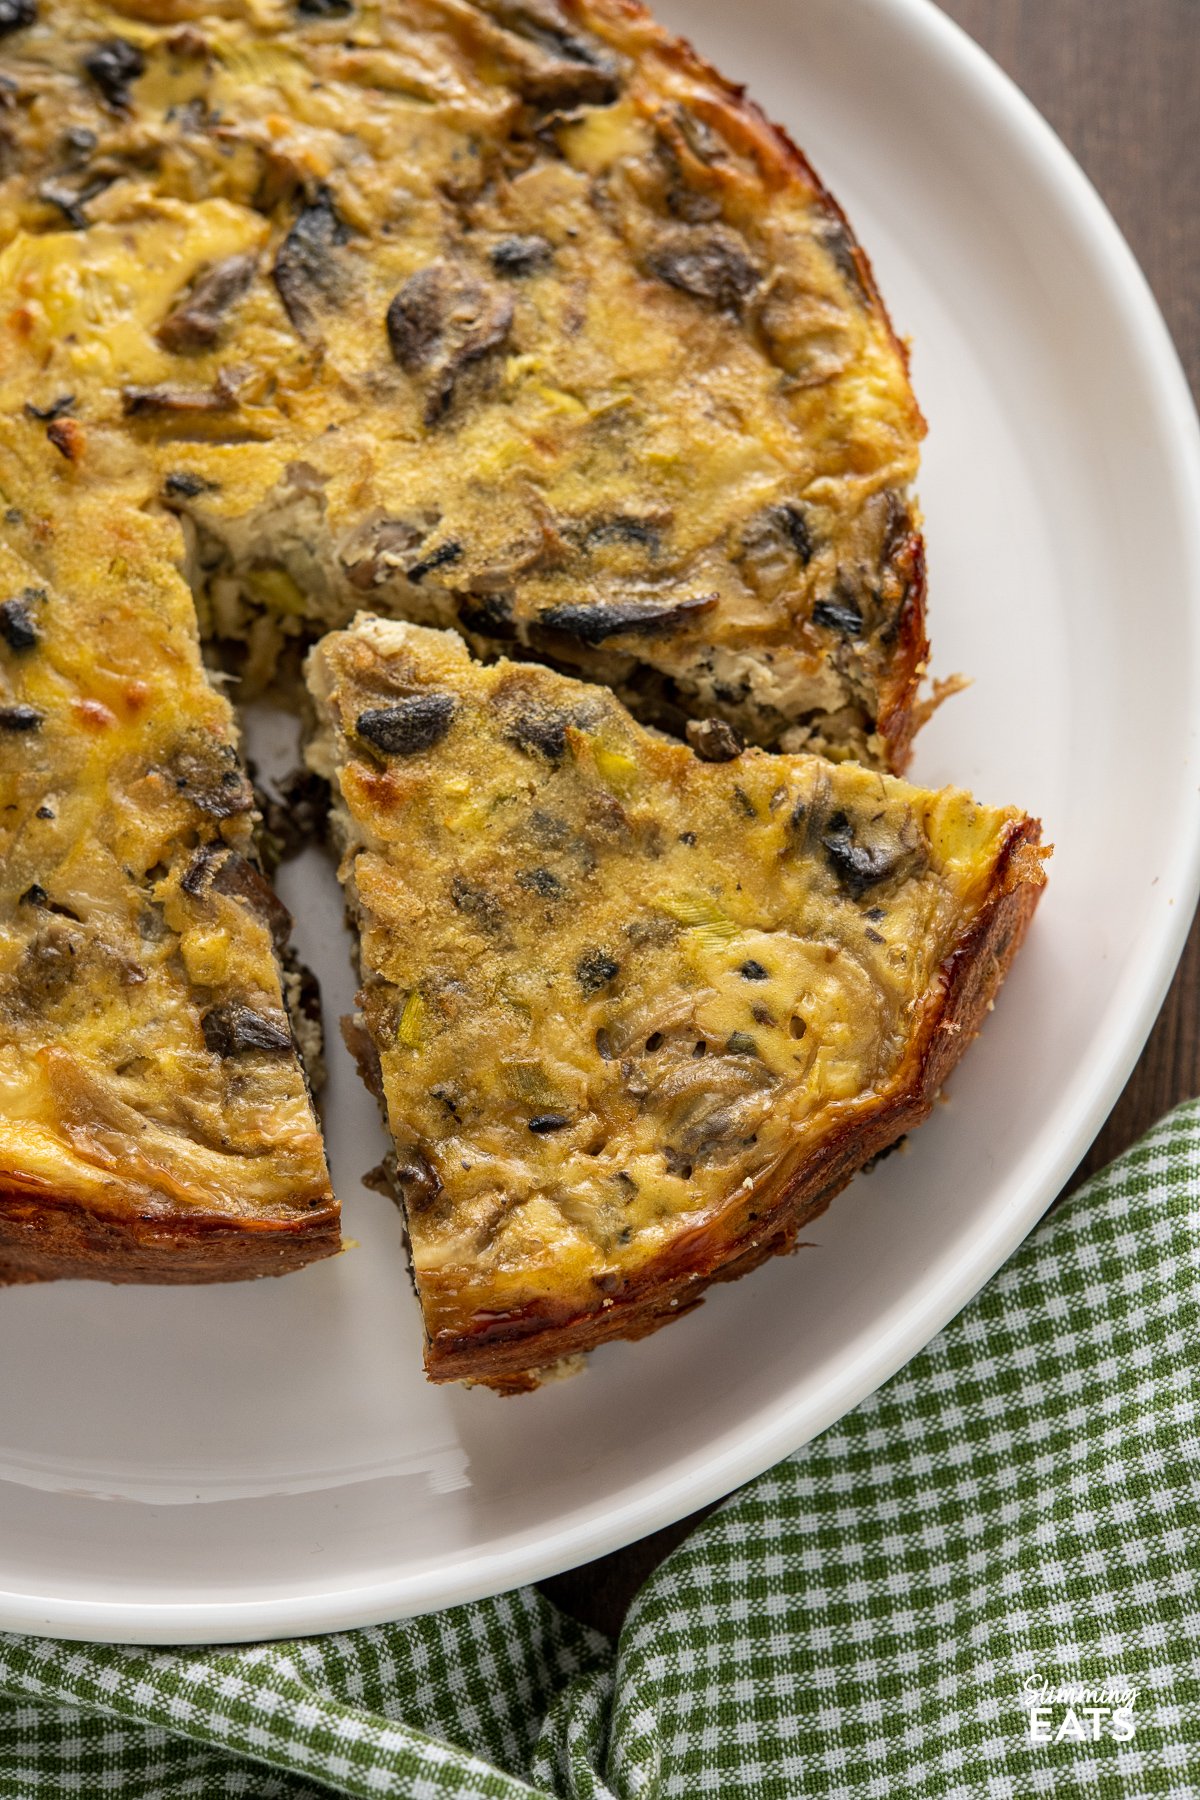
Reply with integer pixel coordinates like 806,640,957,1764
0,0,926,762
307,619,1044,1389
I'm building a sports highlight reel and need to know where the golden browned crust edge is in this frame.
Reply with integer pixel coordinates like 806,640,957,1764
0,1191,341,1286
874,533,930,773
566,0,929,769
573,0,927,406
424,819,1046,1389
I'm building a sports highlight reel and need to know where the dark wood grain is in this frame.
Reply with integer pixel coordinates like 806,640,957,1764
539,0,1200,1640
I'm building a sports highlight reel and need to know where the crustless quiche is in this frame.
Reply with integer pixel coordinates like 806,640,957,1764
0,0,1044,1365
308,620,1045,1390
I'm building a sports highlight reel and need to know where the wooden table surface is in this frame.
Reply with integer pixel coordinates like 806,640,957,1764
539,0,1200,1640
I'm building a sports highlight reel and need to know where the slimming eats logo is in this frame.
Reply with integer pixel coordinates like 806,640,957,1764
1022,1673,1138,1743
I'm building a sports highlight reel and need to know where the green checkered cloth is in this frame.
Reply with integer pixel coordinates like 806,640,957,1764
1,1101,1197,1798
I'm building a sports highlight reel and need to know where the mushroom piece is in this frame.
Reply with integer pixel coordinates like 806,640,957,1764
355,694,457,757
82,37,144,111
386,262,514,425
201,1001,294,1057
272,188,349,336
532,593,717,646
644,224,760,315
157,254,257,354
471,0,621,106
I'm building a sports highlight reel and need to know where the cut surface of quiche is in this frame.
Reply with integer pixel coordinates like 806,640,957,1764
307,619,1045,1390
1,0,925,763
0,477,336,1285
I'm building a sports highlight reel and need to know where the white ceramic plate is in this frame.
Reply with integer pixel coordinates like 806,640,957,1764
4,0,1199,1644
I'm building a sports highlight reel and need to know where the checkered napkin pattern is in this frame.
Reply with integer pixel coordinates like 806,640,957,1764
0,1099,1197,1798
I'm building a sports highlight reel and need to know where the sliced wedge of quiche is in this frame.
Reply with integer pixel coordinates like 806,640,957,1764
0,0,925,763
0,467,336,1284
308,619,1045,1390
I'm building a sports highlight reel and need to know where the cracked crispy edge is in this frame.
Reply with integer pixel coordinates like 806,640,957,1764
873,531,929,773
0,1185,340,1285
423,819,1046,1391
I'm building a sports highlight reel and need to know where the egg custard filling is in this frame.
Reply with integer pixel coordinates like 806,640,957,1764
1,0,925,762
308,620,1045,1389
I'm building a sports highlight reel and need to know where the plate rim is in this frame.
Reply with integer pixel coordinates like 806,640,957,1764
7,0,1200,1642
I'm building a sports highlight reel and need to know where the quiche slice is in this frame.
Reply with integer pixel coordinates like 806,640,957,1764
0,466,337,1285
1,0,925,764
307,619,1046,1390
